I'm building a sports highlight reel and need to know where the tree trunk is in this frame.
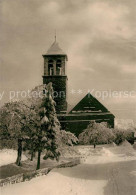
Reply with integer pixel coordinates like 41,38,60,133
16,139,22,166
94,143,96,148
31,150,34,161
31,149,35,161
36,150,41,170
30,141,35,161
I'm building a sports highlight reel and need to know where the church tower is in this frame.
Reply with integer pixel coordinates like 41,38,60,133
42,38,114,134
42,39,68,113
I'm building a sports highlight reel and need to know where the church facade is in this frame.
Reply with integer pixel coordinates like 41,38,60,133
43,40,115,136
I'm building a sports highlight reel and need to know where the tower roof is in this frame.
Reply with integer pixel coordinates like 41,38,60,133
46,41,66,56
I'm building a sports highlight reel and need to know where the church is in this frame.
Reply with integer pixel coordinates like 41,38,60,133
42,40,115,136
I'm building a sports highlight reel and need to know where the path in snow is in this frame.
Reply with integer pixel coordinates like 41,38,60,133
1,160,136,195
76,141,136,164
1,145,136,195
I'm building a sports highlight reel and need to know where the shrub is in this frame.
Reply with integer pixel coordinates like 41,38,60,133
79,121,115,148
59,130,78,146
113,128,134,145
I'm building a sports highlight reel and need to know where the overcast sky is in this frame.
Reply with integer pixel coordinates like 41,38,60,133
0,0,136,121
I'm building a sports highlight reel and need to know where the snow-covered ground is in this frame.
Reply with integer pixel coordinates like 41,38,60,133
1,142,136,195
1,171,107,195
0,149,27,166
77,141,136,164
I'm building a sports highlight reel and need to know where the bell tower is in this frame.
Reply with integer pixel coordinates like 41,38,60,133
42,39,68,113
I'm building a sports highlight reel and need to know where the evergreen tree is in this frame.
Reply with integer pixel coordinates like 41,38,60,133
35,83,61,169
0,83,72,169
24,83,61,169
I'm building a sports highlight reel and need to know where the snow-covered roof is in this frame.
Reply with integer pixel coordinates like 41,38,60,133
69,93,113,115
46,41,66,55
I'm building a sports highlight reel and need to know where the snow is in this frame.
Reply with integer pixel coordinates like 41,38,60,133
1,171,107,195
119,140,132,147
1,144,136,195
0,149,27,167
133,143,136,150
76,144,136,164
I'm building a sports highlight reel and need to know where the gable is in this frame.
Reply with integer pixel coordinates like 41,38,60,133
69,93,110,114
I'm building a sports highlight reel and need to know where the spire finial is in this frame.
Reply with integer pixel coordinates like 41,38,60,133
55,30,56,42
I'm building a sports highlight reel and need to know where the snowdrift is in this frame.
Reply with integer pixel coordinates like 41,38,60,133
76,144,136,164
0,149,27,167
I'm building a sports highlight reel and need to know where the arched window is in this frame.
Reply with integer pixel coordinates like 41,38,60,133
48,60,54,75
56,60,62,75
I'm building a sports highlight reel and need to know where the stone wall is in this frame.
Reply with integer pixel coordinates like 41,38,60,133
57,158,80,168
0,158,80,187
0,174,23,187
